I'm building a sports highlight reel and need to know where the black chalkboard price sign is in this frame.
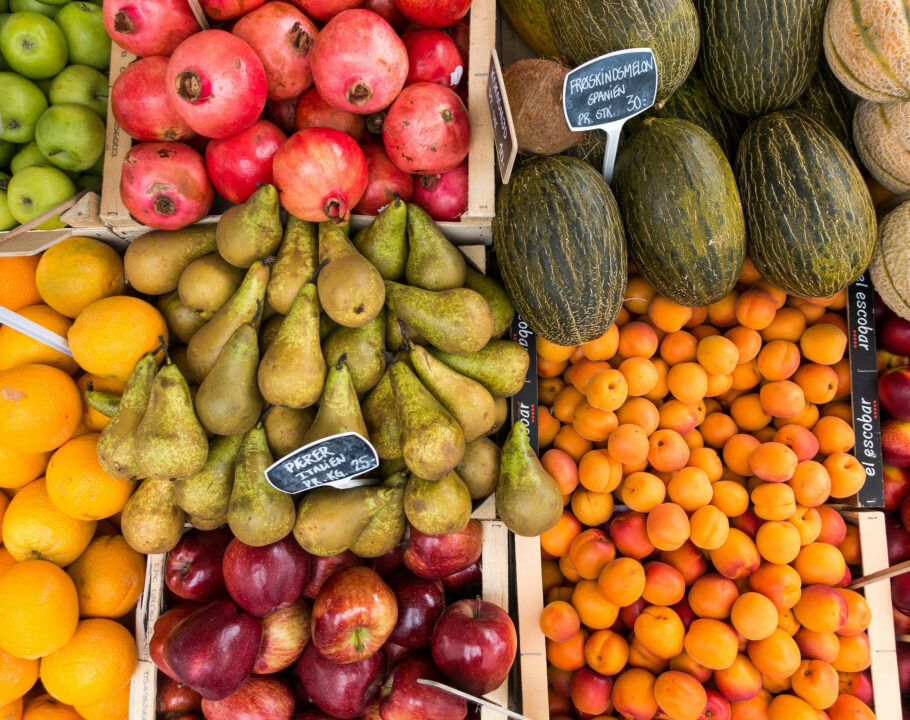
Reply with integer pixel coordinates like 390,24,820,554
562,47,658,182
487,48,518,184
264,432,380,494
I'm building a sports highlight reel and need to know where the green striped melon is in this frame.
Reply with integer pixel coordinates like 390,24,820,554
824,0,910,102
497,0,562,59
493,156,627,345
614,118,746,307
546,0,699,104
791,61,858,159
565,131,605,170
871,200,910,318
854,99,910,193
735,110,877,298
697,0,827,117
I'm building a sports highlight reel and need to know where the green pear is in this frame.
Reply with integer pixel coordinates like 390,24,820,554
404,470,472,535
317,221,385,327
429,339,530,397
385,310,426,352
456,436,501,499
174,433,243,522
264,405,315,459
496,421,563,537
228,424,296,547
361,367,401,460
188,514,227,531
301,359,369,445
350,473,406,558
124,224,217,295
463,267,514,338
267,216,318,314
322,307,386,396
215,184,283,268
320,312,339,342
97,353,157,480
380,456,407,476
169,345,192,381
384,282,493,354
259,314,283,354
488,397,509,436
354,196,407,280
121,477,185,554
293,484,393,556
178,252,245,316
157,290,208,344
404,203,466,290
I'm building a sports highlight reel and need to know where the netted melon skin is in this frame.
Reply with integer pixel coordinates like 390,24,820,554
854,99,910,193
871,200,910,319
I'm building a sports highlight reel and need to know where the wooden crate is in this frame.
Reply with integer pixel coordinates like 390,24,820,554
0,191,113,254
101,0,496,245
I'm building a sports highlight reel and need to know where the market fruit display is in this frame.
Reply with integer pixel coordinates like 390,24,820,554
853,99,910,194
871,201,910,320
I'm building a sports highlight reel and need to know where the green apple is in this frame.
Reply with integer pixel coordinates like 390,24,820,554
0,170,17,230
0,71,48,142
0,11,68,79
9,0,59,18
54,2,108,71
49,64,107,116
0,138,17,167
0,14,10,69
0,0,8,13
7,164,74,228
10,139,46,172
35,102,104,171
76,172,98,189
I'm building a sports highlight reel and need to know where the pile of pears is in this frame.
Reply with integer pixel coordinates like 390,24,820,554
98,185,563,557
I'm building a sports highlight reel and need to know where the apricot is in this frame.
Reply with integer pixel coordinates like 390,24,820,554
788,505,822,546
583,324,620,361
767,693,818,720
619,321,659,359
569,528,617,580
730,392,772,431
684,618,739,670
598,557,646,607
616,397,661,435
716,653,763,704
648,429,690,473
736,289,777,330
814,416,855,455
660,330,698,365
664,466,711,512
774,424,820,462
610,511,656,560
540,509,582,557
619,472,664,513
547,628,588,671
570,666,613,715
644,358,671,401
787,460,832,507
579,448,623,493
649,296,692,333
641,561,686,606
723,326,761,364
794,543,847,586
553,385,585,423
832,633,871,673
761,674,791,694
608,423,650,466
634,605,686,660
755,520,801,564
667,362,708,405
751,482,796,521
731,592,779,641
837,671,873,705
700,413,737,449
653,670,707,720
585,628,629,676
761,307,807,342
800,323,847,365
572,579,620,630
625,277,656,314
619,357,659,397
573,401,619,442
709,291,739,327
794,363,839,405
540,600,582,643
827,693,875,720
546,585,575,604
756,340,801,381
659,540,706,585
710,527,761,580
712,480,750,517
690,505,730,550
793,585,849,634
723,434,761,476
777,606,800,635
668,649,712,683
588,369,629,413
832,359,851,398
558,556,580,583
760,380,807,419
747,628,801,680
611,668,658,720
689,446,724,482
688,574,739,619
571,488,615,527
553,424,593,462
748,563,803,609
683,428,704,450
538,337,577,363
835,589,871,636
629,634,671,674
539,407,561,447
659,399,701,435
749,442,798,484
827,455,867,502
794,628,840,663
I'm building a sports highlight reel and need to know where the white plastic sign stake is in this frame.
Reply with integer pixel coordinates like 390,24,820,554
416,679,534,720
562,48,658,183
0,305,72,356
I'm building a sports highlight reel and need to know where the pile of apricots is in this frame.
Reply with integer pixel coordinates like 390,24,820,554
536,258,876,720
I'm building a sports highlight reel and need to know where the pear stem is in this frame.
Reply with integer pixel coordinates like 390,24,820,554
310,258,330,284
259,404,276,424
397,318,412,351
382,349,396,365
252,299,262,324
336,352,347,371
158,335,171,365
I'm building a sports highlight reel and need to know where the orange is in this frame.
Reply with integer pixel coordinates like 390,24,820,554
73,375,126,433
35,238,125,319
0,306,78,375
45,435,133,522
65,535,145,619
0,257,41,311
72,683,129,720
67,297,167,382
0,547,16,575
0,648,37,706
0,698,22,720
21,696,81,720
0,445,50,491
0,560,79,659
0,365,81,454
39,619,136,707
2,479,95,565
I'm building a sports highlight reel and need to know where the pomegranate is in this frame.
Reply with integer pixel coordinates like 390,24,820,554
166,30,268,139
112,56,195,142
293,0,363,21
310,9,408,115
361,0,407,31
392,0,471,28
273,127,368,224
403,29,464,88
200,0,266,21
383,82,470,174
103,0,199,57
232,2,317,101
120,142,214,230
411,158,467,221
293,87,365,141
266,96,300,135
206,120,287,204
354,144,414,215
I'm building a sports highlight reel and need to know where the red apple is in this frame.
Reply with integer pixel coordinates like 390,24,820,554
163,598,263,700
882,315,910,356
878,349,910,372
895,606,910,634
379,654,467,720
156,676,202,715
899,643,910,693
295,641,384,719
884,464,910,510
383,640,418,669
371,544,405,576
150,602,202,680
431,599,517,697
881,369,910,420
441,560,481,599
253,598,312,674
360,698,382,720
883,418,910,467
311,565,397,663
404,520,483,580
700,688,731,720
223,536,310,617
165,527,232,602
303,550,363,599
894,573,910,615
387,570,446,649
902,492,910,533
294,712,335,720
888,516,910,565
570,667,612,715
201,674,294,720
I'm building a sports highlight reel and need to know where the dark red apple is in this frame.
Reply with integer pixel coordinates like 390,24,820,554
295,641,383,719
371,544,405,576
404,520,483,580
165,527,232,602
700,688,731,720
379,654,467,720
903,493,910,533
387,570,446,649
294,712,336,720
441,560,481,599
253,598,312,674
383,641,418,669
360,698,382,719
885,464,910,510
888,516,910,565
302,550,363,599
223,536,310,617
880,369,910,420
311,565,397,663
893,572,910,615
156,676,202,715
431,599,517,697
882,315,910,356
883,418,910,467
895,606,910,634
163,598,263,700
150,602,202,681
201,674,294,720
899,642,910,693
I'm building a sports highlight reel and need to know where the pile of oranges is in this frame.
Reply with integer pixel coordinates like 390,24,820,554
0,240,169,720
536,259,875,720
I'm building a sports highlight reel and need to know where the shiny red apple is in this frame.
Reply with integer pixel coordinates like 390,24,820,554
882,315,910,356
371,544,405,576
303,550,363,599
700,688,731,720
441,560,481,598
404,520,483,580
902,493,910,533
293,711,336,720
383,640,418,669
379,654,467,720
223,535,310,617
893,572,910,615
253,598,312,674
883,419,910,467
165,527,232,602
431,599,517,697
895,606,910,634
888,516,910,565
387,570,446,649
200,674,294,720
150,602,202,681
360,698,382,720
156,676,202,715
881,368,910,420
295,641,384,719
311,565,397,663
885,464,910,510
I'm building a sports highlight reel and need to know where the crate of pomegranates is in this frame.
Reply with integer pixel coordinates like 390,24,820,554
100,0,496,244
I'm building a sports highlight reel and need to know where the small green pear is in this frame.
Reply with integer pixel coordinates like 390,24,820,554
404,470,472,535
293,484,393,556
354,196,408,280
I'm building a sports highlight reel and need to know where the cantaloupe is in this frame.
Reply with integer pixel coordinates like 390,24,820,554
871,200,910,319
823,0,910,102
854,99,910,193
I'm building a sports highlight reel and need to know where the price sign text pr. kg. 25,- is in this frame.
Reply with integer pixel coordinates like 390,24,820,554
264,431,379,494
562,47,658,182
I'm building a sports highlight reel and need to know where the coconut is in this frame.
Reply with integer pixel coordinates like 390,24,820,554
503,58,580,156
